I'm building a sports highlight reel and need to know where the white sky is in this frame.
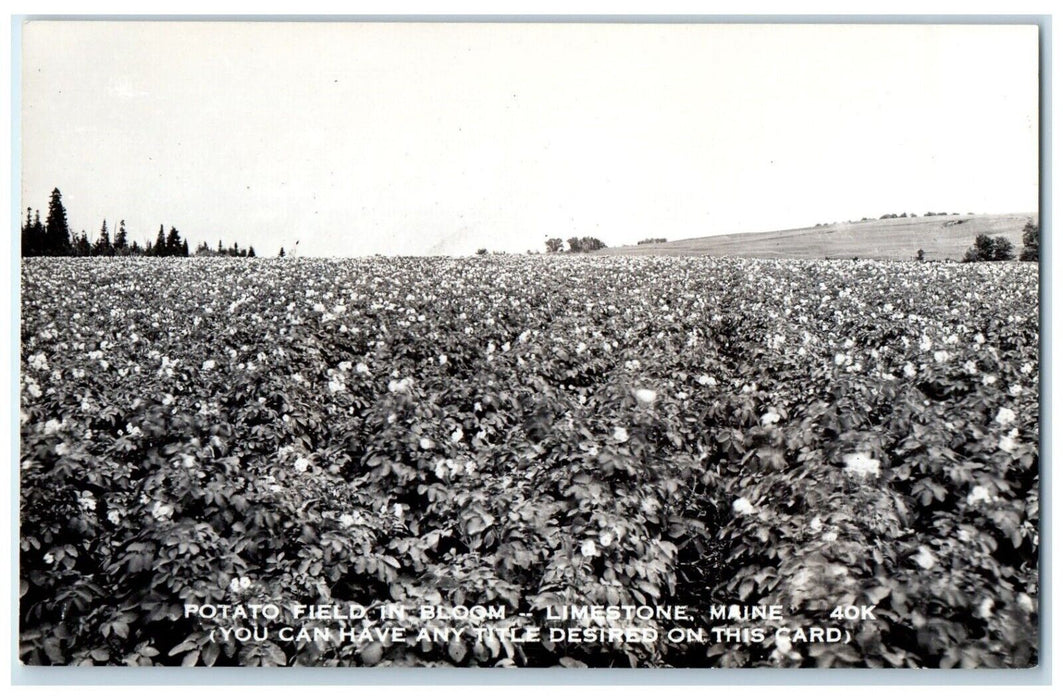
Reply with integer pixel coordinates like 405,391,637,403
20,21,1039,257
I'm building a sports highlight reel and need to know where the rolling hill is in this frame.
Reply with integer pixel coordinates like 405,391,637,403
596,213,1037,261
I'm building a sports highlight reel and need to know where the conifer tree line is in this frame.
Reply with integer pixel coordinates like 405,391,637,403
21,188,255,258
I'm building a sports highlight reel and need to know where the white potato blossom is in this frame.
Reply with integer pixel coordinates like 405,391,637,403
293,456,310,473
760,409,781,426
612,426,629,443
151,501,174,521
77,492,97,512
44,419,62,435
201,359,216,370
580,540,599,557
967,485,992,505
842,451,881,479
451,427,464,443
388,377,412,394
29,353,49,371
995,407,1016,426
634,388,657,404
697,374,717,386
419,437,434,450
903,362,917,378
912,546,937,570
934,350,949,363
229,576,252,593
732,497,755,516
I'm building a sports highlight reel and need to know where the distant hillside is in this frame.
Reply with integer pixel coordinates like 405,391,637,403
597,213,1037,261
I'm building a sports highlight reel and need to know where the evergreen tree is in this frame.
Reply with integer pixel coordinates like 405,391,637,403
278,247,286,258
74,231,91,257
22,208,36,256
93,220,112,256
44,188,71,255
165,226,183,256
248,246,256,258
154,226,167,256
113,220,129,255
31,210,44,255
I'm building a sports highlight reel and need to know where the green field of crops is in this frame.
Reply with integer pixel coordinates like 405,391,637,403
19,256,1039,668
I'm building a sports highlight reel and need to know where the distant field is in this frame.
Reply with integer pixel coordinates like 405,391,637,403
599,213,1037,261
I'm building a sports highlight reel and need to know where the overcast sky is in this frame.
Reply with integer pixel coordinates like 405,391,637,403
21,21,1039,257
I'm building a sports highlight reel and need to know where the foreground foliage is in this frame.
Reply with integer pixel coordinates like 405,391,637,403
20,256,1039,668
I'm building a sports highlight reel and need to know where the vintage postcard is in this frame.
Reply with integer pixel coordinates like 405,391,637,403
16,19,1041,673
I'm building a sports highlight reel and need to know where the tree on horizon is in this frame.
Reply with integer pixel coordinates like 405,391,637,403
21,208,44,256
92,220,112,256
43,188,71,255
1020,220,1039,261
21,187,252,259
113,220,129,255
154,226,167,256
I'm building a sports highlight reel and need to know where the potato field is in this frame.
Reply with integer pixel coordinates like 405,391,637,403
19,256,1039,668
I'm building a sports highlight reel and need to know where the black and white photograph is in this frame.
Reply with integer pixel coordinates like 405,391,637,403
15,18,1042,672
